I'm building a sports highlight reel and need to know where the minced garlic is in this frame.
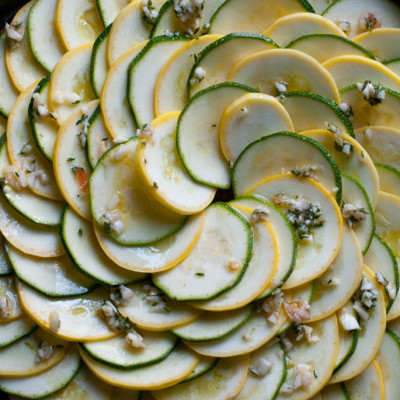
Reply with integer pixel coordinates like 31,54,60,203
35,340,54,362
125,328,146,349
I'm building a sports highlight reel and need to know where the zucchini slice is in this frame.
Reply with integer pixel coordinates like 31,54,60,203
28,75,59,163
276,315,339,400
94,212,203,274
0,134,64,226
153,203,253,301
17,282,117,341
330,268,386,384
341,85,400,131
0,328,69,378
307,0,334,14
0,276,23,323
127,36,188,129
0,194,64,258
28,0,66,72
6,242,96,298
81,329,178,370
49,42,97,125
118,282,202,331
191,204,278,311
185,308,288,357
230,195,297,299
322,0,400,39
264,12,346,47
61,206,145,286
219,93,294,163
209,0,314,35
0,33,18,118
154,35,221,116
0,235,12,276
287,34,375,63
56,0,104,51
181,356,218,383
86,105,113,169
177,82,256,188
101,42,146,141
364,235,399,313
247,175,343,289
375,164,400,198
374,191,400,320
385,58,400,76
187,33,279,97
375,329,400,400
136,112,216,215
151,355,249,400
282,91,354,136
7,84,62,201
90,24,112,98
353,28,400,63
171,305,253,342
79,343,200,390
343,360,385,400
229,48,340,103
235,342,286,400
341,173,375,255
5,1,47,92
0,344,81,399
0,315,36,349
106,0,161,66
322,55,400,92
302,129,380,208
53,100,98,220
90,138,186,246
232,131,342,203
96,0,130,26
354,126,400,171
308,226,363,322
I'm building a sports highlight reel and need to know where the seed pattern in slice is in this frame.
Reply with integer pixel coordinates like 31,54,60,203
28,0,66,72
151,355,249,400
4,1,47,91
153,203,253,301
56,0,104,51
264,12,346,47
229,48,340,102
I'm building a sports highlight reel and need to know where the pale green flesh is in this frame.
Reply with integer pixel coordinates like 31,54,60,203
28,0,65,72
236,342,286,400
281,92,353,136
181,356,218,382
375,164,400,198
320,383,350,399
341,173,375,254
89,138,186,246
188,33,279,96
0,33,18,118
0,236,13,276
127,37,188,128
86,106,112,170
287,34,374,63
232,131,342,202
171,305,253,341
29,76,59,163
364,235,399,313
0,315,37,348
62,205,145,286
81,329,178,370
153,203,252,301
0,134,64,226
5,243,96,297
90,24,111,98
229,196,297,298
177,83,256,188
307,0,334,14
0,344,81,399
96,0,130,26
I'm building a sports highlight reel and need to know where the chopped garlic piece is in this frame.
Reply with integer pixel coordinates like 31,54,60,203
249,207,269,224
190,67,206,85
338,20,350,33
227,259,241,271
364,128,373,141
136,123,154,142
49,311,61,332
36,340,54,362
262,288,283,324
353,300,370,321
303,325,320,343
100,300,120,330
111,285,135,306
339,312,360,331
0,295,15,318
283,298,311,323
249,357,273,376
125,328,146,349
113,136,127,144
5,22,25,48
54,91,82,104
173,0,204,36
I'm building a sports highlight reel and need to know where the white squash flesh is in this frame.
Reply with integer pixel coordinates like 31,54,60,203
375,164,400,198
229,49,340,102
28,0,66,72
0,315,36,349
97,0,131,26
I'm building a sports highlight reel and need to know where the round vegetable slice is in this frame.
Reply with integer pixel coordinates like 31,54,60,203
90,137,186,246
0,276,23,323
0,315,36,349
153,203,253,301
177,82,256,188
232,131,342,203
136,112,216,215
375,164,400,198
